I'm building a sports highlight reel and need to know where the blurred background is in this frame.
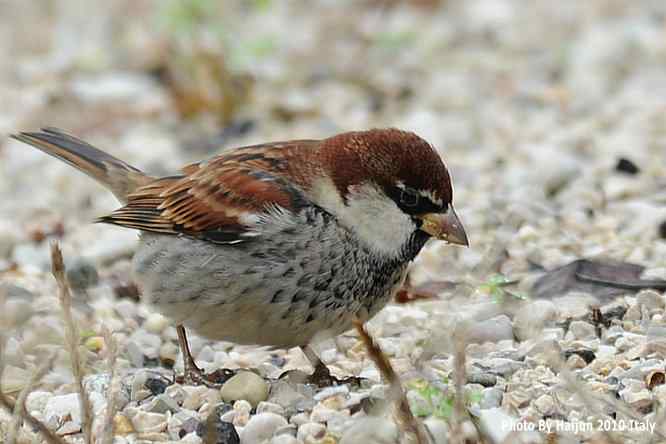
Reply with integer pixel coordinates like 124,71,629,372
2,0,666,275
1,1,666,441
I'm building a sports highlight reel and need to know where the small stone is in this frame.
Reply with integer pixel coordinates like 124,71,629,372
596,345,617,359
313,385,349,401
126,341,146,368
468,315,514,344
44,393,82,432
269,380,307,412
234,399,252,415
569,321,597,340
66,257,99,289
534,394,556,416
659,221,666,240
477,408,518,443
220,371,269,407
85,336,105,352
424,417,449,444
270,435,299,444
326,413,351,437
339,417,398,444
256,401,285,416
289,412,310,426
114,414,134,435
165,384,187,404
513,300,558,341
181,432,203,443
466,373,497,387
25,391,53,414
145,393,181,414
297,422,327,442
160,341,179,367
0,284,35,328
131,411,167,433
310,404,338,423
145,375,170,396
480,358,524,377
480,387,503,409
168,410,199,439
637,290,665,311
220,409,237,423
232,400,252,427
615,157,640,175
145,313,169,334
240,412,288,444
275,424,297,437
502,390,531,409
0,231,17,258
182,386,214,411
566,353,588,369
620,389,653,413
202,418,240,444
624,303,643,321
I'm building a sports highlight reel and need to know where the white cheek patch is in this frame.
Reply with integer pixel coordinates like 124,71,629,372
311,178,416,257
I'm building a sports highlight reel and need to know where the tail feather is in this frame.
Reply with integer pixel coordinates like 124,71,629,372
10,128,152,203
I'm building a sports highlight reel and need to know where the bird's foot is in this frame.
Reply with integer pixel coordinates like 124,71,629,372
307,361,364,388
176,362,236,388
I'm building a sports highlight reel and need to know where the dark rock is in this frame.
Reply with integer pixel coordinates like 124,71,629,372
270,354,286,368
564,348,596,364
214,402,234,417
466,372,498,387
145,377,169,396
615,157,640,175
66,257,99,289
202,415,240,444
659,220,666,240
180,417,204,438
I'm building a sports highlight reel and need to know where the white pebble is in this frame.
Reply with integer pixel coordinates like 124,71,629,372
240,412,288,444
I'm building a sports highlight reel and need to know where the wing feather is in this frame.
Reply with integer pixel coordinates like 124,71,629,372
99,140,319,244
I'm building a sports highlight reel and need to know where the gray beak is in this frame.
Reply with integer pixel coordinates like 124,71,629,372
418,207,469,246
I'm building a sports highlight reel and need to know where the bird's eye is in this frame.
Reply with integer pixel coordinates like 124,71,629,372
399,189,420,207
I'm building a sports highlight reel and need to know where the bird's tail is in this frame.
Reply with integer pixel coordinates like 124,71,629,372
10,128,152,204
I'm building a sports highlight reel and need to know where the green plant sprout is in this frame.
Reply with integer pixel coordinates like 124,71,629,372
407,378,482,419
478,273,528,303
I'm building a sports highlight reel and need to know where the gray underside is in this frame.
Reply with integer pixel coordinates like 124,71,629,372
132,207,408,348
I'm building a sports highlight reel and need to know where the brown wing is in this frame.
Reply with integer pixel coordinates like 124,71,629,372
98,140,320,244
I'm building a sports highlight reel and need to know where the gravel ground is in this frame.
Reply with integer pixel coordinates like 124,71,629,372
1,1,666,443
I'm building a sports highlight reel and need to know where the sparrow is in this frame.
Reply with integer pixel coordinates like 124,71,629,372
11,127,468,385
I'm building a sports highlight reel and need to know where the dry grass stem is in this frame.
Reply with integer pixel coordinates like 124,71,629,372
353,318,430,444
7,352,56,444
0,338,65,444
51,242,93,444
100,326,119,444
450,322,470,444
0,393,66,444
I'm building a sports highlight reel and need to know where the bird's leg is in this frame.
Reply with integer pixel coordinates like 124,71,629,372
175,325,234,387
176,324,208,385
303,346,364,388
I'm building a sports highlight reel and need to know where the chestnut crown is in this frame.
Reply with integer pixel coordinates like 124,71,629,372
319,128,453,213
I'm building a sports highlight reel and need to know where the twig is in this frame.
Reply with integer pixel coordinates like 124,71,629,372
51,242,92,444
7,352,56,444
353,318,430,444
100,326,119,444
